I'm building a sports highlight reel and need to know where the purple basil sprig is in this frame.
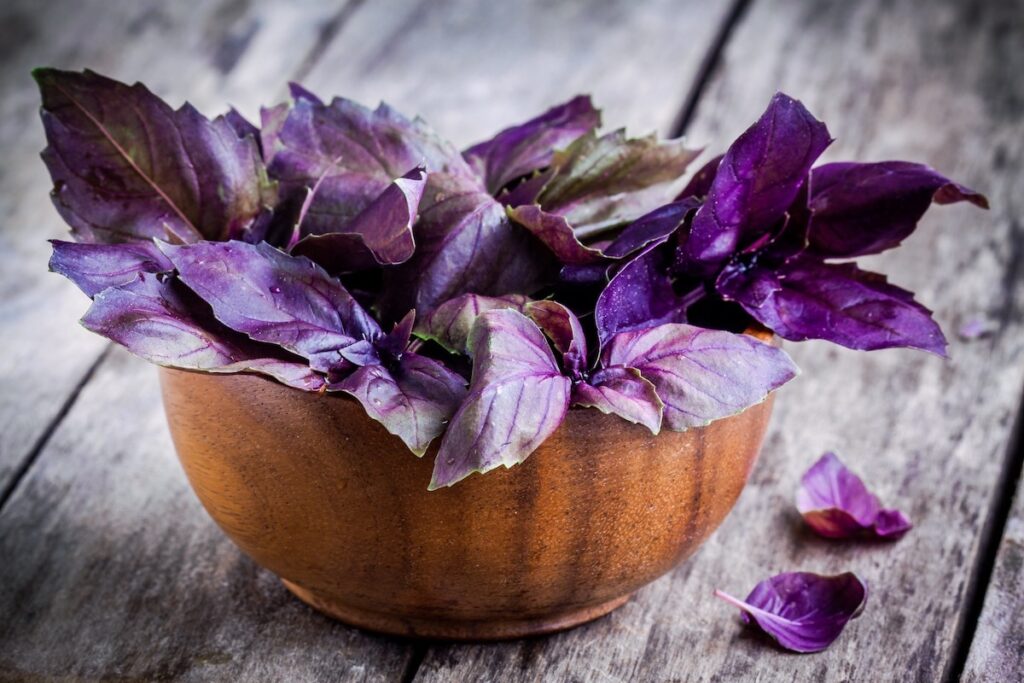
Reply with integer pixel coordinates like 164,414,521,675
797,452,913,540
35,69,275,245
715,572,868,653
37,69,987,488
595,93,987,354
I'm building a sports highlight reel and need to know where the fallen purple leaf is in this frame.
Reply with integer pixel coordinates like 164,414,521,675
796,452,912,540
714,571,868,653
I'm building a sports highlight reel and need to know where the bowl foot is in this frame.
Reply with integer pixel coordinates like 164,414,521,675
281,579,632,641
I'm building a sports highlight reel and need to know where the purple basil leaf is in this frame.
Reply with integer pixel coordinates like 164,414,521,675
718,258,947,355
430,309,571,489
534,129,701,237
291,166,427,271
259,102,290,165
560,262,612,285
715,572,868,653
464,95,601,194
49,240,173,297
83,273,324,391
266,94,471,236
379,172,555,319
681,93,832,275
506,204,607,265
603,323,797,430
162,240,381,372
958,317,996,340
595,239,700,348
499,167,556,207
796,452,912,540
35,68,275,245
225,107,260,143
377,310,416,359
288,81,323,105
806,161,989,258
674,154,723,200
332,351,467,455
413,293,531,354
523,300,588,376
572,366,663,434
604,197,701,259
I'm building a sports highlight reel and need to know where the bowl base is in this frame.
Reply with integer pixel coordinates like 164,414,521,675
281,579,632,641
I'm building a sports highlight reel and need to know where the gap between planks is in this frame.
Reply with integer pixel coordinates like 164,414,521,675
0,0,362,512
944,382,1024,682
0,345,111,514
669,0,752,138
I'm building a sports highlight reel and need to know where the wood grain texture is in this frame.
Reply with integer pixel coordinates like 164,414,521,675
412,0,1024,680
0,349,414,681
2,0,1020,680
0,0,351,496
299,0,735,146
0,0,419,680
158,364,771,639
963,468,1024,682
0,0,742,679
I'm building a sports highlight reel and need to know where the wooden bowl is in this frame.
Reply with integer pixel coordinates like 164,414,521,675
159,338,774,640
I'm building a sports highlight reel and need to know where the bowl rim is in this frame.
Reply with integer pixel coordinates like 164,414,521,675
158,324,777,411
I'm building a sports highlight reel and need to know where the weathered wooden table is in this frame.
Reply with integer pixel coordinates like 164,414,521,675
1,0,1021,680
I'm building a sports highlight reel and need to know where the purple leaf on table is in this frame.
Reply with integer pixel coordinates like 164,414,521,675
464,95,600,194
49,240,173,297
82,273,324,391
796,452,912,539
430,309,571,489
602,323,797,430
332,352,467,455
572,366,663,434
161,240,381,372
717,258,947,355
714,572,868,653
35,69,275,245
958,317,996,340
806,161,988,258
680,93,831,275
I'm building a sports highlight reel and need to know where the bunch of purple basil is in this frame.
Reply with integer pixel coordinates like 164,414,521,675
38,69,987,489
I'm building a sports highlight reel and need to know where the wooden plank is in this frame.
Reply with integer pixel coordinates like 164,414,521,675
0,1,419,680
299,0,735,145
413,0,1024,680
0,0,349,496
0,349,414,681
0,0,739,679
963,467,1024,682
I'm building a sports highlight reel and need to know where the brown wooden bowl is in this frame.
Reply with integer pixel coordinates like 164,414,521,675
159,332,775,641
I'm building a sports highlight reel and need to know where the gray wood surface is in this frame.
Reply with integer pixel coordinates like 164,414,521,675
0,0,351,496
0,0,736,680
963,468,1024,682
0,349,415,681
299,0,735,144
412,0,1024,680
0,0,1020,681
